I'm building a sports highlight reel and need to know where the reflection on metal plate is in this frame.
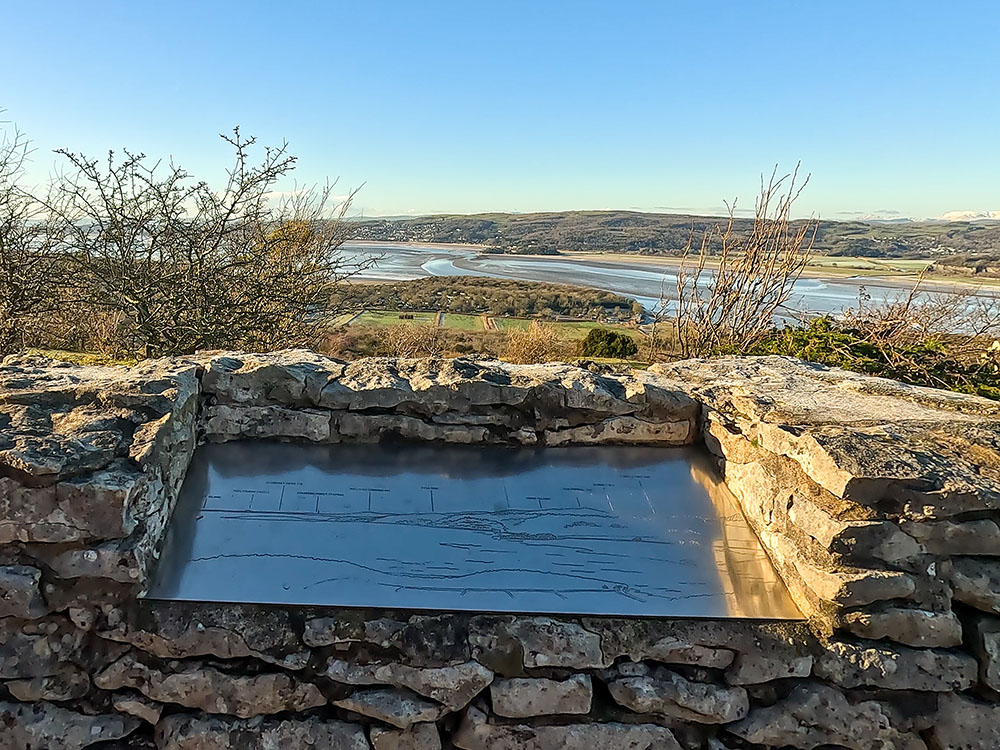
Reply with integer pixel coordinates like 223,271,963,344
146,442,802,619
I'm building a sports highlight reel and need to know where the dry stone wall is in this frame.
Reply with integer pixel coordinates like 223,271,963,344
652,356,1000,749
0,350,998,749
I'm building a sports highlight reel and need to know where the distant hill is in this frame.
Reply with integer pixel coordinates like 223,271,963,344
348,210,1000,260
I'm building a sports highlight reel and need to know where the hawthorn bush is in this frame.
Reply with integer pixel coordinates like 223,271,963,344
581,327,639,359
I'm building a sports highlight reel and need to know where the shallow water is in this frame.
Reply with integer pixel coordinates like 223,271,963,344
343,242,998,321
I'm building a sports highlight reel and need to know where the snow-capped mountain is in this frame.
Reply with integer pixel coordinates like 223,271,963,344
836,209,1000,224
935,210,1000,222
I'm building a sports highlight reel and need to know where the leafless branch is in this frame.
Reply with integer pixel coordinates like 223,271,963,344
673,164,815,357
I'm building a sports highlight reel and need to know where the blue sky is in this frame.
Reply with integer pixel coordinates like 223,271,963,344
3,1,998,219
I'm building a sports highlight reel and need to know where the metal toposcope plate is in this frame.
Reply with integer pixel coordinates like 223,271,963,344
145,442,802,619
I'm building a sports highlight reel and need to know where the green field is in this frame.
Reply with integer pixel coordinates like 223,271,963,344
493,317,531,331
356,310,437,326
804,257,933,276
494,318,632,341
440,313,484,331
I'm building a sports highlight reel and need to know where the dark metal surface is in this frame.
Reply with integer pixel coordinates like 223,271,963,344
146,442,801,619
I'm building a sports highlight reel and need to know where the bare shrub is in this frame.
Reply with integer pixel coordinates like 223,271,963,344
41,129,370,356
65,307,132,359
0,119,63,354
838,277,1000,391
847,277,1000,360
380,324,446,357
501,321,564,364
674,165,816,357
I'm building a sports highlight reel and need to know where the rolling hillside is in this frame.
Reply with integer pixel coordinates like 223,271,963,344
349,210,1000,261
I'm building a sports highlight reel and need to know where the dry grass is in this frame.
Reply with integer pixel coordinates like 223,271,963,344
500,321,569,364
379,324,447,357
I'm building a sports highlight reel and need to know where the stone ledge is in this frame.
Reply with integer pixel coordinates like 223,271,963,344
652,355,1000,516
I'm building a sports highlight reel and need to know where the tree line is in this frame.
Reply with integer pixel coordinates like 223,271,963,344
332,277,640,320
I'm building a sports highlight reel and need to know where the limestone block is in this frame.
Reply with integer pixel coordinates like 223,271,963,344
795,557,917,608
579,618,812,685
512,428,538,444
154,713,369,750
756,525,916,616
640,636,735,668
0,564,46,618
371,724,443,750
323,659,493,711
652,355,1000,516
60,467,160,540
727,683,927,750
544,416,691,446
112,691,163,725
0,357,197,488
842,607,963,648
469,617,609,671
201,404,331,442
607,665,748,723
903,518,1000,556
95,654,325,718
331,688,446,729
127,407,195,486
97,602,301,664
6,665,91,701
702,414,769,464
491,674,592,717
0,700,139,750
0,468,151,544
0,616,88,679
788,493,922,566
372,661,493,711
306,614,471,666
971,615,1000,692
0,403,124,480
814,639,976,691
627,369,702,422
930,693,1000,750
950,557,1000,613
726,648,814,685
27,532,154,584
334,412,487,444
325,658,381,685
453,706,681,750
317,359,425,411
200,350,345,406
